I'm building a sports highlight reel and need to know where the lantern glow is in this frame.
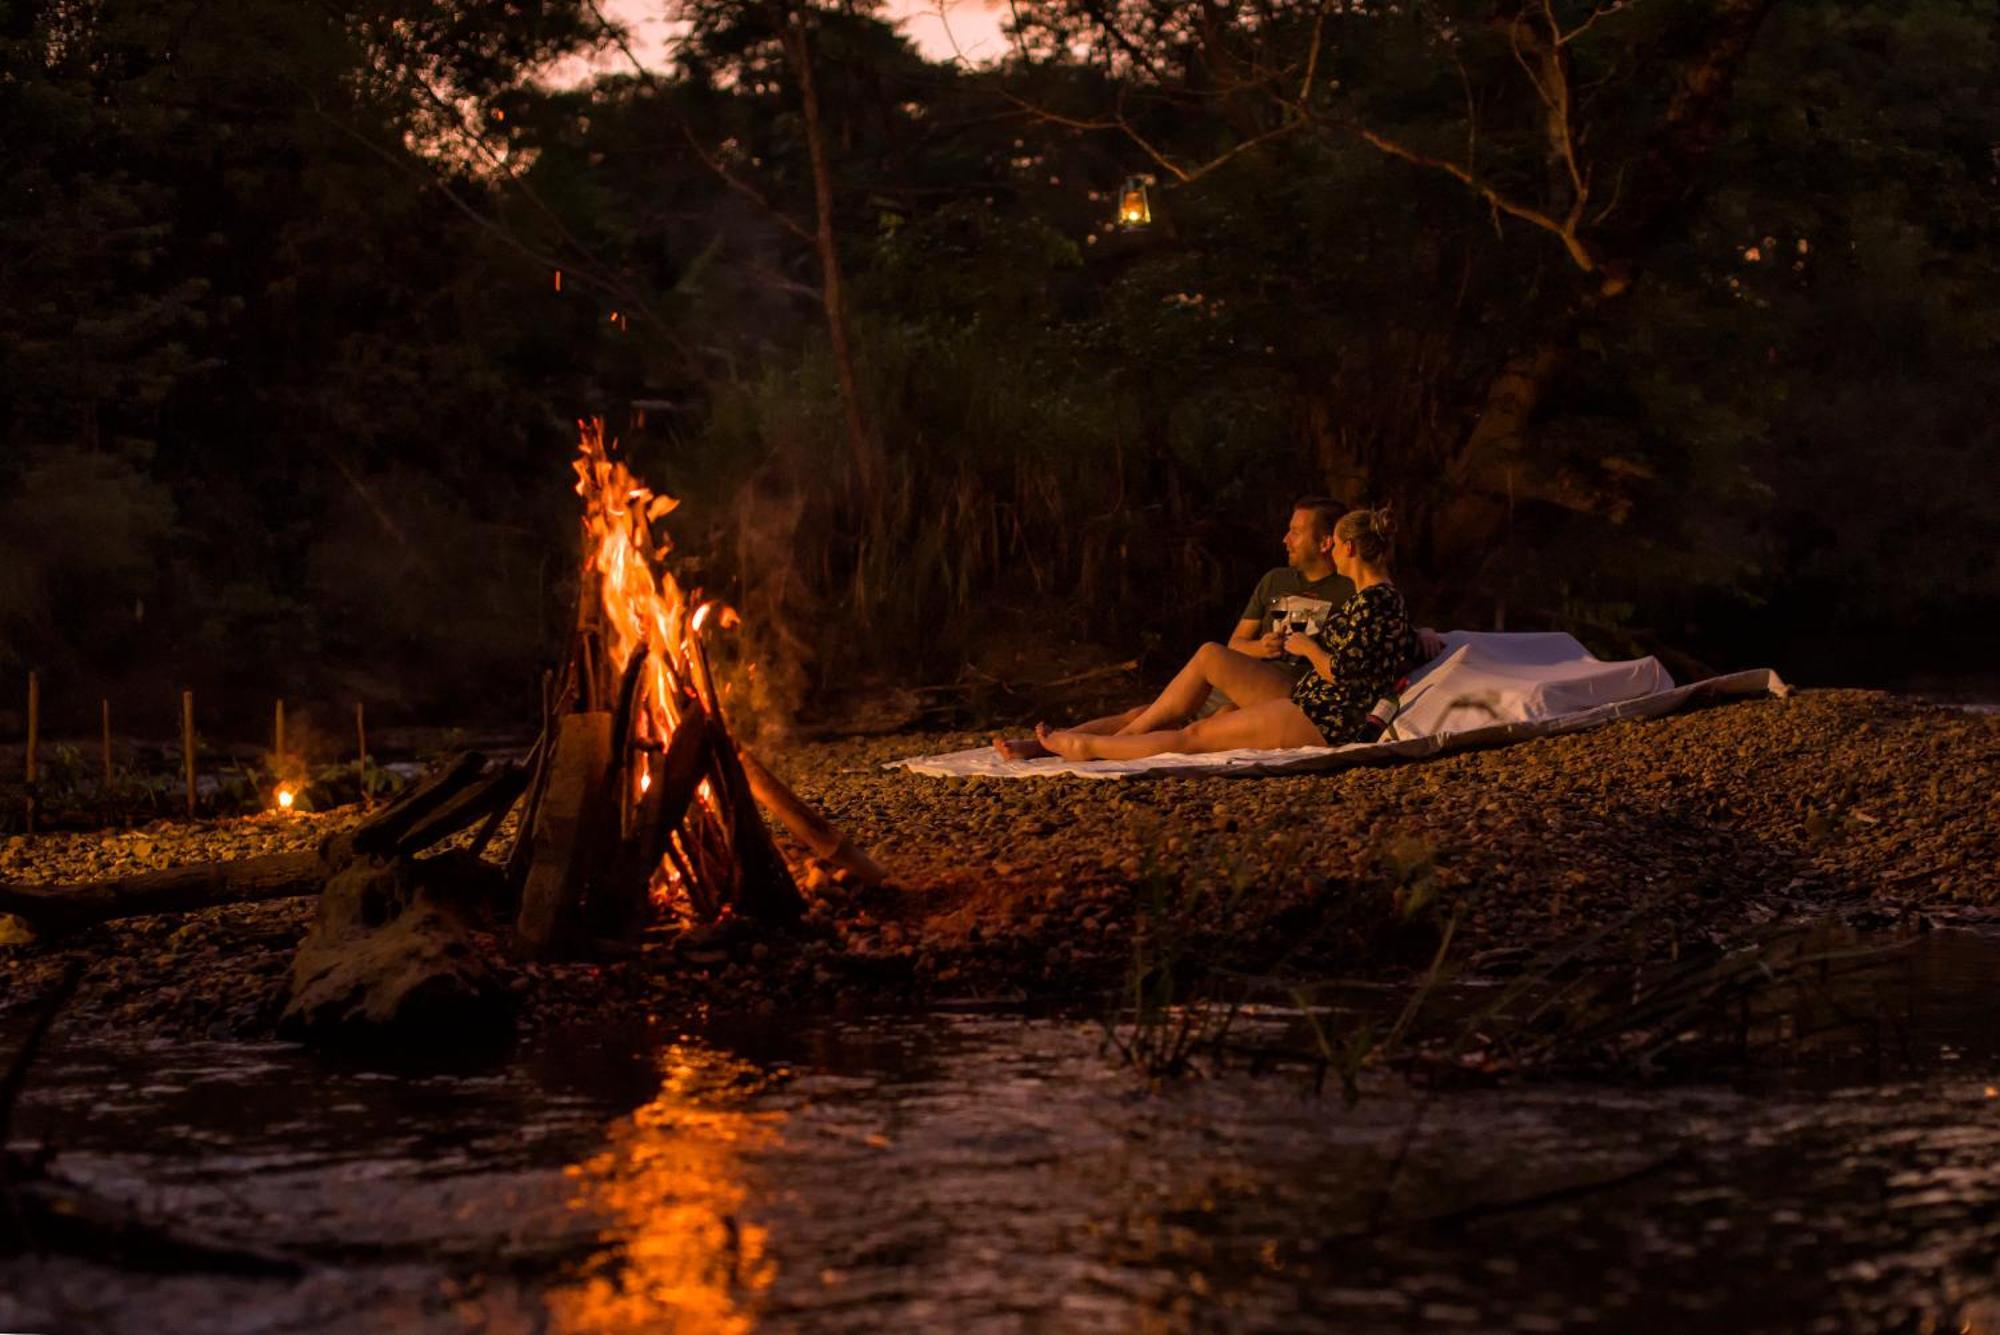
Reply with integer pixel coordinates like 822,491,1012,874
1115,176,1151,229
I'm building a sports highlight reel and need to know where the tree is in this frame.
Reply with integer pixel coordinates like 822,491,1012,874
997,0,1784,555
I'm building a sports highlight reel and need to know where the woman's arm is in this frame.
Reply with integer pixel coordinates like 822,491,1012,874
1282,634,1337,682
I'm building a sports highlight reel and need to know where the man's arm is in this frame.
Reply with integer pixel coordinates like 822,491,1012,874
1228,617,1285,660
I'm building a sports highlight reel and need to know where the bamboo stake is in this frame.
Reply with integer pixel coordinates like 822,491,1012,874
354,701,369,809
181,690,196,821
25,672,38,835
101,698,113,789
274,699,285,773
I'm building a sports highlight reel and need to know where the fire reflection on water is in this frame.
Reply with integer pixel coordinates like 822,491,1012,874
544,1046,784,1334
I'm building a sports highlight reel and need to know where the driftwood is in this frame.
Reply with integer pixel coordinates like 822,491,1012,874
0,851,325,937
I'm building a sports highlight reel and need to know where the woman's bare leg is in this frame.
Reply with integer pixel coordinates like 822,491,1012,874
1039,698,1325,762
993,706,1141,760
1117,643,1293,735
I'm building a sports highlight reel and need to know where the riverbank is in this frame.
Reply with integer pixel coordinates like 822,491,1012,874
1,689,1994,1042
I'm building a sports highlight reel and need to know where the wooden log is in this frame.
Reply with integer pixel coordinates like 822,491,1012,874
347,752,486,857
680,628,804,922
0,851,324,936
515,712,615,956
608,646,649,841
705,728,804,924
274,698,285,772
393,764,529,858
468,729,546,862
738,746,887,886
504,711,559,891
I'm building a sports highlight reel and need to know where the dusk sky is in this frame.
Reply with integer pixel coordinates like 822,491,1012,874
554,0,1013,82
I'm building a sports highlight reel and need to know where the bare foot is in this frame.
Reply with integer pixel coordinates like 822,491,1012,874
1034,722,1094,761
992,734,1052,761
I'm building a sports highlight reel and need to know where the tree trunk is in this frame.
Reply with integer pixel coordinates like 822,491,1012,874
780,5,875,488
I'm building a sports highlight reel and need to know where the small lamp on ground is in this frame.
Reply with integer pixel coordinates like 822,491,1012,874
1115,176,1152,229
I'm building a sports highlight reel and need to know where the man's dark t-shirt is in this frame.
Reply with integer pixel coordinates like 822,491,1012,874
1241,567,1356,681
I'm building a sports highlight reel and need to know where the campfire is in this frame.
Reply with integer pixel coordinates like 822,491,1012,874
504,418,862,950
0,421,880,1036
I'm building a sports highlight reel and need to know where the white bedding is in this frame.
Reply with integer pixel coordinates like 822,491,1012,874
888,632,1786,780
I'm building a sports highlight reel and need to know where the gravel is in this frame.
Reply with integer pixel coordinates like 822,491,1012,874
2,689,1994,1042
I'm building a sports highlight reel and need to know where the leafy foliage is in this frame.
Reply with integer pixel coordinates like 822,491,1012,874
0,0,1992,735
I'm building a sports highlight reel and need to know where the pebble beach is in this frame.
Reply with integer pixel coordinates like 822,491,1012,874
2,689,1995,1041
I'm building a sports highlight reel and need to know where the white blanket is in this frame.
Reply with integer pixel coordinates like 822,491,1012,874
888,631,1787,780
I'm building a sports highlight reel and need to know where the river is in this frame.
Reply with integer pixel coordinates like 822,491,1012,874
4,929,1998,1332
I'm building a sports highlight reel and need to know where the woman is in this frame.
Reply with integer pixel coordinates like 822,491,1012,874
1036,508,1410,761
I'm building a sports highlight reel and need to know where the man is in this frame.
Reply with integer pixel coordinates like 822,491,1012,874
1225,495,1355,676
994,497,1439,759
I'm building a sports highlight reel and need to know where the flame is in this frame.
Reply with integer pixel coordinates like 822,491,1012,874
573,419,733,914
275,785,295,811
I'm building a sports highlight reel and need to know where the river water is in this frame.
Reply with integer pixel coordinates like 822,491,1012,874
4,930,1998,1333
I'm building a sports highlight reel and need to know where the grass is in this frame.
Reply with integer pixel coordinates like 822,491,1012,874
1098,828,1934,1097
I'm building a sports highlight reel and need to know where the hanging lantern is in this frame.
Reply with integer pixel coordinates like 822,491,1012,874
1115,176,1152,229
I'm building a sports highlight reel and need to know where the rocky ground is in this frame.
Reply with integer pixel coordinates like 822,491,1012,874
1,689,1995,1043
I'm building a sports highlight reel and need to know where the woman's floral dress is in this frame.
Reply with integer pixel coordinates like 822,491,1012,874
1289,583,1411,744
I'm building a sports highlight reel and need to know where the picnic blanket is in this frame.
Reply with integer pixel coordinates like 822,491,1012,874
889,631,1788,780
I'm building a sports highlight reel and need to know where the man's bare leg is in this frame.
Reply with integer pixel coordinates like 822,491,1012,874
1039,698,1323,762
993,706,1141,760
1118,643,1293,735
